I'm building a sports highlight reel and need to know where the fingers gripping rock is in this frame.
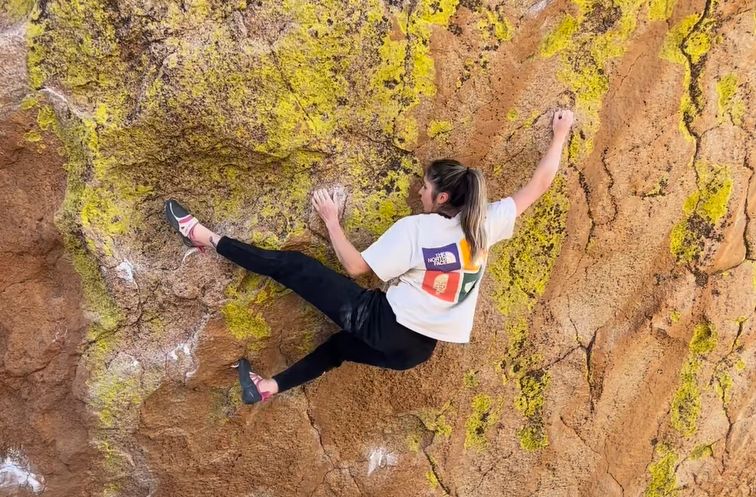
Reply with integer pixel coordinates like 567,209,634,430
308,184,348,238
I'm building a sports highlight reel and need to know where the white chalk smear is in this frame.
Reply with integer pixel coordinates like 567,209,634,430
0,450,45,494
115,260,135,283
181,247,201,265
165,313,210,381
367,447,398,476
527,0,551,15
40,86,88,119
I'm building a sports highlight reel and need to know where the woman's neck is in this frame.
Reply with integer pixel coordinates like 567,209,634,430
432,205,461,219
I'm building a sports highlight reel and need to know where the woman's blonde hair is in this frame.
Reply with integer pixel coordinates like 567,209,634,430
426,159,488,262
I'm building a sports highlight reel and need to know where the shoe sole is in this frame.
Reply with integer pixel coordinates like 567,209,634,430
164,199,194,248
237,358,262,405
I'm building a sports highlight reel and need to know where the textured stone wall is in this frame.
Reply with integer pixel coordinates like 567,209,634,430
0,0,754,496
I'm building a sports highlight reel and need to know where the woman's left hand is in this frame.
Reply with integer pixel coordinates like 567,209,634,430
311,188,340,227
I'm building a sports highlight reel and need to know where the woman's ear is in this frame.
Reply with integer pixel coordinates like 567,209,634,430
436,191,449,205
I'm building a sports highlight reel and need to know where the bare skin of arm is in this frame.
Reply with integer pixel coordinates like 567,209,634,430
512,109,575,216
311,189,371,278
313,109,573,273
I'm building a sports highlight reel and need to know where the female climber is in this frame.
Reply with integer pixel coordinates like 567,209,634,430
164,108,574,404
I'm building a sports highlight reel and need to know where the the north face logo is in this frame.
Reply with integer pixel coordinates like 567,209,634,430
422,244,461,272
426,251,457,267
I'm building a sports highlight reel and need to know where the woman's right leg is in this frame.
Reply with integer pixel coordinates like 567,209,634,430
215,236,366,329
187,220,366,330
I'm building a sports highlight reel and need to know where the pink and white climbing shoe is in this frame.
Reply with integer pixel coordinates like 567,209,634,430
164,199,204,250
236,358,273,404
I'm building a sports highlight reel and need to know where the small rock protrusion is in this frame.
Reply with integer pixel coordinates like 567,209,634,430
308,184,348,239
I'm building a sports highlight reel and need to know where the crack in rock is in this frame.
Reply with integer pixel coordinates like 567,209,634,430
576,166,596,245
567,294,597,411
599,147,618,224
607,468,625,497
741,150,754,260
301,387,364,494
399,412,454,496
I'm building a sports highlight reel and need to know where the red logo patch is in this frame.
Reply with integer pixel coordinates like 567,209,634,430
421,271,461,302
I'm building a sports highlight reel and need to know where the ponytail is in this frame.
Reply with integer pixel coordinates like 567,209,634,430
426,159,488,262
460,168,488,263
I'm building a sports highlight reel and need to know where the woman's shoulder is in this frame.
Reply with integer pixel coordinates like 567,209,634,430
397,213,453,228
394,213,423,226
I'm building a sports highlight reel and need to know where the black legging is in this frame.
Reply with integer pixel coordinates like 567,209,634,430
216,236,437,393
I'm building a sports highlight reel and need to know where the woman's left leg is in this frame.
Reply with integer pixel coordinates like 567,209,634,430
271,331,390,394
254,324,437,397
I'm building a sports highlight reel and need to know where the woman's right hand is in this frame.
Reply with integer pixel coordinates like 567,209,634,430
312,188,341,228
553,108,574,141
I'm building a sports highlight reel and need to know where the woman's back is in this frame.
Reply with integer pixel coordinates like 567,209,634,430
362,196,517,343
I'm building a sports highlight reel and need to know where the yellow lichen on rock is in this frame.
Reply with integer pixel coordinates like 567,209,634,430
539,0,647,162
670,357,703,437
417,401,455,439
221,273,291,347
488,179,569,451
540,15,577,58
660,12,716,141
515,370,550,451
490,178,569,317
344,152,417,237
463,369,479,388
713,369,733,406
464,393,502,449
365,0,460,148
716,73,745,126
644,443,678,497
0,0,33,20
689,443,713,460
670,322,717,437
425,470,439,488
669,163,732,264
477,6,513,43
648,0,678,21
427,119,453,138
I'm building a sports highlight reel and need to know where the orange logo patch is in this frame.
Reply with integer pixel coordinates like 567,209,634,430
421,271,461,302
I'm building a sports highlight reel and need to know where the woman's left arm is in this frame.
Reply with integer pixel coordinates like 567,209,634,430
512,109,574,217
312,189,371,278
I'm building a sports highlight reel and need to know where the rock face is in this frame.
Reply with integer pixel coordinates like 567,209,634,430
0,15,97,497
1,0,754,496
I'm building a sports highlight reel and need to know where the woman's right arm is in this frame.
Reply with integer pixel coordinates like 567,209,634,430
311,189,371,278
512,109,574,217
325,220,371,278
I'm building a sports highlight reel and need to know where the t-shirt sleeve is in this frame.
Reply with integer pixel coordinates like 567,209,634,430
485,196,518,246
361,217,415,282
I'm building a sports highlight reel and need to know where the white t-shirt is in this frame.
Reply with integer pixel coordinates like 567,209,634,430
361,197,517,343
